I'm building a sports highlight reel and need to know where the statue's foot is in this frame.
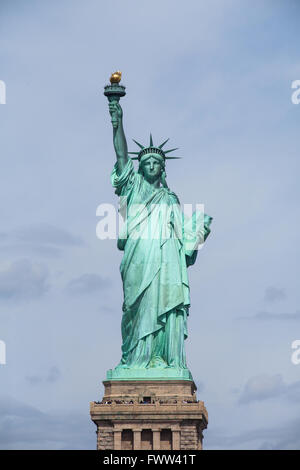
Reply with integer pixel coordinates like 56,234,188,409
115,362,129,369
148,356,168,369
166,365,188,371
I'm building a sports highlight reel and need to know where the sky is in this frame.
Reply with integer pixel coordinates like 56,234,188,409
0,0,300,450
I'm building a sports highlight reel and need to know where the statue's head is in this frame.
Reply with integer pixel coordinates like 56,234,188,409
139,153,165,184
128,134,181,188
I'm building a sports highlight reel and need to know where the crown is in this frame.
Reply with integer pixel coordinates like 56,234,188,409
128,134,181,161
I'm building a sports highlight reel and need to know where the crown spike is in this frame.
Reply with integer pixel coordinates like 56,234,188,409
164,147,179,154
165,156,182,159
149,133,153,147
132,139,144,149
159,138,170,149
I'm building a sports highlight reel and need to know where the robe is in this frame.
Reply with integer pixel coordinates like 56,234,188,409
111,159,212,371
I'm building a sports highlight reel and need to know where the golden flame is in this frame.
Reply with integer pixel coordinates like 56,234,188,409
110,71,122,84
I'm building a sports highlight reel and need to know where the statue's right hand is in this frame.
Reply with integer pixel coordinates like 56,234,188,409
108,102,123,128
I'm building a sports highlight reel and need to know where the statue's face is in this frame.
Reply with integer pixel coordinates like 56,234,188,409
141,155,163,183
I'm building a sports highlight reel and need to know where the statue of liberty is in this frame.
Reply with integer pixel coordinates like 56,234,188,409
105,73,212,380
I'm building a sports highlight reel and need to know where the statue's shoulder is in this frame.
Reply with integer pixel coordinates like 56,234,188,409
166,189,180,205
112,159,140,196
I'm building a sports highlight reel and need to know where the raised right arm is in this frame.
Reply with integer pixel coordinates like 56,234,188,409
108,101,128,175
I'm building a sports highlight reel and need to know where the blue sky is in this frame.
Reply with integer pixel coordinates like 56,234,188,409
0,0,300,449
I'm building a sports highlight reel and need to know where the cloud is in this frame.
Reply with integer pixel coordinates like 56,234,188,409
0,396,94,449
0,259,49,301
206,417,300,450
0,225,84,258
239,374,286,404
14,224,84,247
254,311,300,321
238,311,300,321
285,380,300,403
46,366,61,383
25,376,43,386
25,367,61,386
264,287,286,302
0,396,44,420
238,374,300,405
66,273,111,295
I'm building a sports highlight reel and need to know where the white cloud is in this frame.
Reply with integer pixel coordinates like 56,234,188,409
66,273,111,295
238,374,300,405
239,374,286,404
0,259,49,301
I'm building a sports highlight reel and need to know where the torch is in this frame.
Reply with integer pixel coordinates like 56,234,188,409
104,71,126,128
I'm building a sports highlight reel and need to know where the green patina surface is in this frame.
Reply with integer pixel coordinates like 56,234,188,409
104,79,212,381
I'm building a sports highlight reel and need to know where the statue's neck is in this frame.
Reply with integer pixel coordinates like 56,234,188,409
143,176,161,189
151,179,161,189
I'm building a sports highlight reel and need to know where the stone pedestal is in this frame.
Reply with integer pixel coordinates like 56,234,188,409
90,380,208,450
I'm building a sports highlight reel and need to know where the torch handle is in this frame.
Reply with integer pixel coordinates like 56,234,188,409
104,81,126,129
108,96,120,128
